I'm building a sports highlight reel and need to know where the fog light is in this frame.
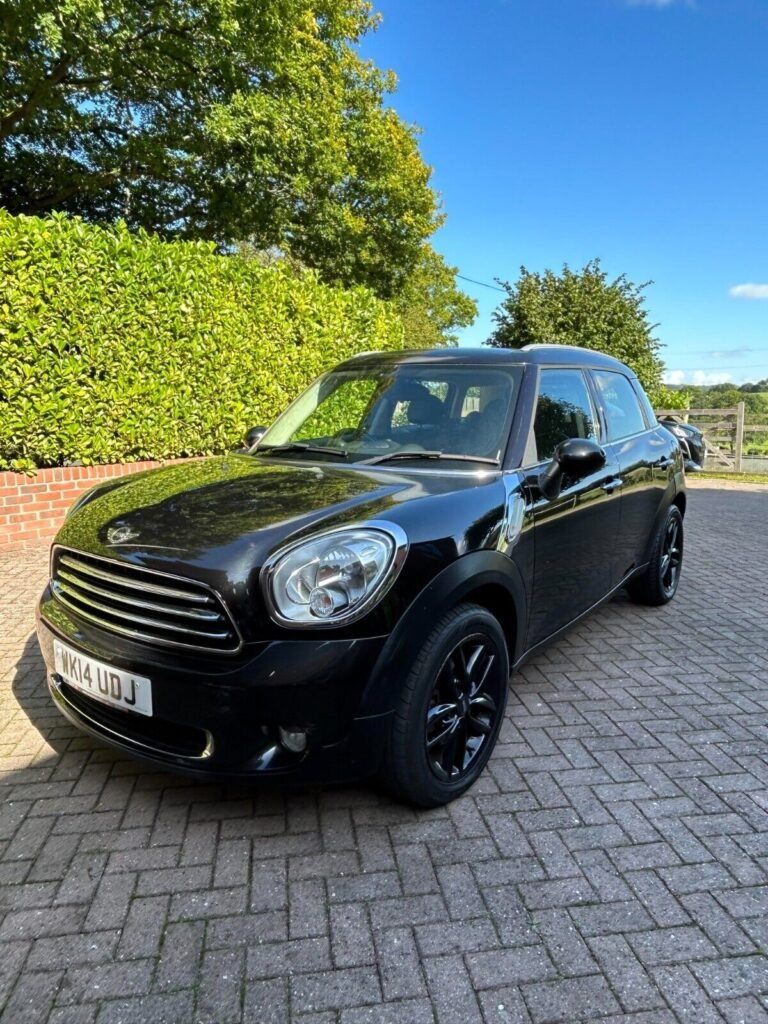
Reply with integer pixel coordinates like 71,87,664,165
279,726,308,753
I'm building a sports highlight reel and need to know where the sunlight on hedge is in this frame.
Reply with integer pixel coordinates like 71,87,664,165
0,212,404,470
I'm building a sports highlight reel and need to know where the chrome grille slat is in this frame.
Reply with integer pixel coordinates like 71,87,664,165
58,554,213,603
52,581,232,640
51,547,241,654
56,569,224,622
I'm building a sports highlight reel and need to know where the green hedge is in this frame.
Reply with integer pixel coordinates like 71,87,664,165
0,212,404,470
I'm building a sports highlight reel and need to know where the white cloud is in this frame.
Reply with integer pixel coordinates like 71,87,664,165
729,283,768,300
663,369,686,385
662,369,735,385
693,370,733,386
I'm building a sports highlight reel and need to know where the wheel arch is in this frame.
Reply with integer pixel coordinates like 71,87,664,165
359,550,526,717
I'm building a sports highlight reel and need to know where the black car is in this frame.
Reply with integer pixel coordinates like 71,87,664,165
659,416,706,471
36,346,686,806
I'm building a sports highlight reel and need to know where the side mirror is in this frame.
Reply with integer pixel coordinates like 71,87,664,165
538,438,606,500
245,426,268,450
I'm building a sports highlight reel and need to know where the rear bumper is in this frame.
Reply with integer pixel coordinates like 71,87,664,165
36,587,392,783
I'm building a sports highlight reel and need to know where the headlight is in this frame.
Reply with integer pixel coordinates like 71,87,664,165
262,522,408,627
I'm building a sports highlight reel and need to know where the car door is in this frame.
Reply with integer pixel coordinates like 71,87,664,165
525,367,622,648
589,369,671,583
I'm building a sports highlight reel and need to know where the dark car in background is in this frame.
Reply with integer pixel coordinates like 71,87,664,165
36,345,686,806
659,416,706,471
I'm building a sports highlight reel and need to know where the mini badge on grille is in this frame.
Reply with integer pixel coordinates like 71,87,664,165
106,525,139,545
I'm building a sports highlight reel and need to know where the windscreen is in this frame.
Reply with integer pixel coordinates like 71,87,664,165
258,363,523,465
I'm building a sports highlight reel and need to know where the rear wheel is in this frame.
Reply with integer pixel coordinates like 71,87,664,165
379,603,509,807
627,505,684,606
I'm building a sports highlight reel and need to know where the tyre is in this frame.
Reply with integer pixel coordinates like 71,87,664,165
627,504,684,606
379,603,509,807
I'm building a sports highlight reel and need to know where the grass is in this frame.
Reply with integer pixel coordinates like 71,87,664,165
690,471,768,485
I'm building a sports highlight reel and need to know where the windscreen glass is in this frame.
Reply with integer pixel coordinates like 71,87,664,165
258,363,523,465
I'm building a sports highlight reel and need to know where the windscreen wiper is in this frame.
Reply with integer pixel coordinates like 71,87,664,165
362,450,499,466
258,442,348,459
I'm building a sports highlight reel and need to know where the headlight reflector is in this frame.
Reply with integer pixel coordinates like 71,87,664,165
263,524,407,627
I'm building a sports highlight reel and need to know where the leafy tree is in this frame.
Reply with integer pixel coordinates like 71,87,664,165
487,259,664,397
237,238,477,347
0,0,439,297
395,246,477,347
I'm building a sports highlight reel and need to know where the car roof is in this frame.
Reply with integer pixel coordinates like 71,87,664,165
335,345,636,376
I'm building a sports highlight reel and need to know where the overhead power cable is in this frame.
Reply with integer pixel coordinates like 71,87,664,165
456,274,506,293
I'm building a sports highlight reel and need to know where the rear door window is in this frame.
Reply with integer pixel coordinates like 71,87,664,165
592,370,648,441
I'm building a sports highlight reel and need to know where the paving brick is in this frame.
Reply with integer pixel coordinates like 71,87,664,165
652,964,727,1024
115,896,169,960
521,974,621,1023
94,992,195,1024
28,931,121,970
423,954,482,1024
481,885,538,946
435,862,486,919
465,946,557,990
570,899,655,937
1,969,63,1024
154,921,204,991
195,947,245,1024
329,903,375,967
517,877,596,911
207,910,287,948
0,905,86,941
83,873,136,931
629,925,720,966
691,956,768,1001
625,870,692,928
373,926,426,1001
169,884,248,920
289,879,328,940
291,966,381,1013
716,995,768,1024
530,908,597,977
369,894,447,930
415,918,499,956
56,960,154,1003
340,999,436,1024
588,935,666,1012
477,985,533,1024
247,937,332,979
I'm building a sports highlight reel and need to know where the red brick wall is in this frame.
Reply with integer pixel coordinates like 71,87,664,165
0,461,187,549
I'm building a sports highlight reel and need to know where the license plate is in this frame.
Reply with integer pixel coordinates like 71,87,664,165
53,640,153,717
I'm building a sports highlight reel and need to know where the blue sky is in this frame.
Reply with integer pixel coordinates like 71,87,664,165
361,0,768,385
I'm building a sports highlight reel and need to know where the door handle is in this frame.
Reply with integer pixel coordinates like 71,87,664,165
601,477,623,494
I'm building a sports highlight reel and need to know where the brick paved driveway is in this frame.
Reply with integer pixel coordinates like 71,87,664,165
2,485,768,1024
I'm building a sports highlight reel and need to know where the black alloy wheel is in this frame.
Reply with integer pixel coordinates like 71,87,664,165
380,603,509,807
659,511,683,598
627,504,684,606
425,634,504,782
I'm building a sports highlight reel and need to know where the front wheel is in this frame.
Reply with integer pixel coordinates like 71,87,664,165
379,603,509,807
627,504,684,606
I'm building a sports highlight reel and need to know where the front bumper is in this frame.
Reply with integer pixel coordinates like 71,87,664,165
36,586,392,783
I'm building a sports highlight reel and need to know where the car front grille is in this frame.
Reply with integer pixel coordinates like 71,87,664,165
51,547,241,654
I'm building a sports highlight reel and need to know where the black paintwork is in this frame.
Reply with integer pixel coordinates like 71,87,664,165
36,346,685,784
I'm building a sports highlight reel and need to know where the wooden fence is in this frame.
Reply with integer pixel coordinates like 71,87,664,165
655,402,768,473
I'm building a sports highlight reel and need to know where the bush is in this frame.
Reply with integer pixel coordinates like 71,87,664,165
0,212,404,470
